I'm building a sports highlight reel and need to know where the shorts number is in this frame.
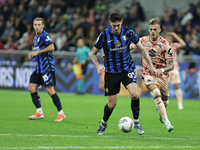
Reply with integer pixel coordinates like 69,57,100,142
42,74,49,82
128,72,136,79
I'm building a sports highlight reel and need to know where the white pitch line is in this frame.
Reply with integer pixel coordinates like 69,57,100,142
0,134,200,141
0,146,200,149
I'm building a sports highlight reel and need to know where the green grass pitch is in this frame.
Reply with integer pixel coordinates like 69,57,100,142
0,90,199,150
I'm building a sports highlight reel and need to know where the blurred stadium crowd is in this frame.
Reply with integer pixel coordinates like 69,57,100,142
0,0,199,56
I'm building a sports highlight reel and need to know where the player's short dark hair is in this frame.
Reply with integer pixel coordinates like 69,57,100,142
149,18,160,26
109,13,122,22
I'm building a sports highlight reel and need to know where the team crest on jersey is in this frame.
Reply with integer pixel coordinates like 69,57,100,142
34,42,36,46
158,44,162,49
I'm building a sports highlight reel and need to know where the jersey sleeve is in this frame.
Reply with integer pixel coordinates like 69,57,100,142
94,31,105,49
130,30,139,44
44,34,53,46
165,42,173,59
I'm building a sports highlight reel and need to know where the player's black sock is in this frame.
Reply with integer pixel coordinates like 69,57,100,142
131,98,140,120
51,93,62,111
103,103,113,122
31,92,41,108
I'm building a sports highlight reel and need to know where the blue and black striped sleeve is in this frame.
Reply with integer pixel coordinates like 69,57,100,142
130,30,139,44
44,34,53,46
94,31,105,49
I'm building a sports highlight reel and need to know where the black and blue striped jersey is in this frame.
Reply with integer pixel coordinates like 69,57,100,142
33,31,55,74
94,26,139,73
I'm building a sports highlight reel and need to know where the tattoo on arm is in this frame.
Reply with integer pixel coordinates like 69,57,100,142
90,47,100,67
164,59,174,72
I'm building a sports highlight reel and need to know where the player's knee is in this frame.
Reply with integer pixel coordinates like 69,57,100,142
108,101,117,109
129,91,138,100
46,87,55,96
152,88,161,97
28,85,36,93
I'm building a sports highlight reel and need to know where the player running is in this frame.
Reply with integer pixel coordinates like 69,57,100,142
164,32,186,110
28,17,66,122
130,18,174,132
90,12,158,135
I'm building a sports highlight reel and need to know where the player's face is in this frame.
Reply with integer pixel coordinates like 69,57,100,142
33,20,44,35
109,21,122,35
165,35,173,44
149,24,161,41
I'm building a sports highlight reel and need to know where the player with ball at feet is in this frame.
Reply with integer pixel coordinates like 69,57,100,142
130,18,174,132
90,12,158,135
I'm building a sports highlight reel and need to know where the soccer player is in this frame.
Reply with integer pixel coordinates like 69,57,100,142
72,38,90,94
90,12,158,135
28,17,66,122
164,32,186,109
130,18,174,132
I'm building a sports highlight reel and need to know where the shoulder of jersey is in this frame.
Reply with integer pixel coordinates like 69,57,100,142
160,36,168,44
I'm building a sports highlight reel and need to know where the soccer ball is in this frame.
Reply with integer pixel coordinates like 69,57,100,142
118,117,134,133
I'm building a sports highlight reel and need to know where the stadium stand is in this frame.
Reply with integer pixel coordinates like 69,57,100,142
0,0,199,61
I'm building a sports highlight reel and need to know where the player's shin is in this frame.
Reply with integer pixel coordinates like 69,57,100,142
51,93,62,112
103,103,113,122
131,98,140,121
31,92,42,113
153,88,168,121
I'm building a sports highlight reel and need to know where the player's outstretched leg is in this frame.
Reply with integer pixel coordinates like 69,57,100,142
131,98,145,135
97,103,113,135
28,92,44,120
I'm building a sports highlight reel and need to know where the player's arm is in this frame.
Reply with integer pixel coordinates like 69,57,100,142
171,32,186,49
136,41,158,77
29,44,54,59
158,44,174,74
90,46,105,75
161,58,174,73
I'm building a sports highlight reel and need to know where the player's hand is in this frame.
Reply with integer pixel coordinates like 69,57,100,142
101,55,105,59
129,43,137,50
97,65,105,75
157,69,163,76
150,65,159,77
29,51,39,60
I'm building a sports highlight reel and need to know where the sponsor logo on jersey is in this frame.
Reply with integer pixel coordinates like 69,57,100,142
143,44,151,48
110,46,127,52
